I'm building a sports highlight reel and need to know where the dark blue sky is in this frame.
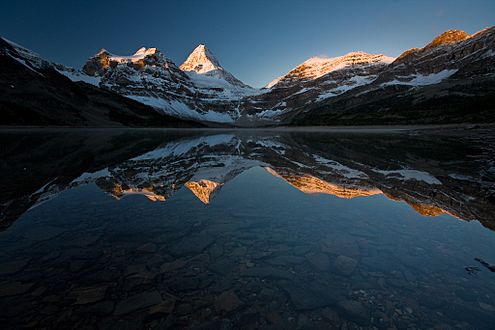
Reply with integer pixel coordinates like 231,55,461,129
1,0,493,87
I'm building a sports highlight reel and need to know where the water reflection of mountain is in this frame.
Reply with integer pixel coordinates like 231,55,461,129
1,129,494,231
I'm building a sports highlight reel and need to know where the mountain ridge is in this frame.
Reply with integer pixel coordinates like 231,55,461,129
1,26,494,126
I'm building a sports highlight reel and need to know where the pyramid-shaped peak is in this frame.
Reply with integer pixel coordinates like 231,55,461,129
191,44,215,58
180,43,221,73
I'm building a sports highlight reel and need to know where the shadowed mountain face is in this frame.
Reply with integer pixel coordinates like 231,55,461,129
1,128,494,232
0,38,201,127
2,26,494,127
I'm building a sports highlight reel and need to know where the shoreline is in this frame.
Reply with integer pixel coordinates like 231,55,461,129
0,123,492,132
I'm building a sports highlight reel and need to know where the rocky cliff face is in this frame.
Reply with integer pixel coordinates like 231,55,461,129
78,44,260,124
237,52,395,123
292,27,495,125
0,38,199,127
75,27,493,126
378,28,495,83
2,26,493,126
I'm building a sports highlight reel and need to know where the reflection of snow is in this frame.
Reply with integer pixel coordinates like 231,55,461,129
448,173,474,181
72,168,110,183
132,135,236,160
253,138,287,154
372,169,441,185
313,155,368,179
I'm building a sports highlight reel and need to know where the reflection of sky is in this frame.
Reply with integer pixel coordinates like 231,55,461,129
1,0,494,87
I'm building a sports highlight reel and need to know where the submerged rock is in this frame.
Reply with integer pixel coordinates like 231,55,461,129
149,293,176,315
0,281,34,297
333,255,358,275
215,290,242,312
280,283,331,311
321,307,340,323
137,242,157,253
266,255,305,266
241,266,294,280
0,258,30,275
160,259,187,273
337,300,368,324
114,291,162,316
69,285,108,305
168,233,215,256
479,302,495,312
305,252,330,272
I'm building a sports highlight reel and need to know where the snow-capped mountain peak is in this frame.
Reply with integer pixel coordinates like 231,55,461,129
107,47,162,64
266,51,395,89
134,47,158,56
180,44,221,73
180,44,251,89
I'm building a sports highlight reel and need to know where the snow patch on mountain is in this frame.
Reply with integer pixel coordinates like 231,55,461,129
107,47,158,64
185,70,262,100
317,75,377,101
58,69,101,86
381,69,458,87
127,95,235,123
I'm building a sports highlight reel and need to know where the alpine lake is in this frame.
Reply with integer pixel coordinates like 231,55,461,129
0,127,494,329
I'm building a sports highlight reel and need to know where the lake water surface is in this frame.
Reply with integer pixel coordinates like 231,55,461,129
0,128,494,329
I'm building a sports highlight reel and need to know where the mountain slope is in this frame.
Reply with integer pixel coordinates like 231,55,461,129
0,38,201,127
291,27,495,125
1,26,494,127
79,44,261,124
234,52,394,124
266,52,394,89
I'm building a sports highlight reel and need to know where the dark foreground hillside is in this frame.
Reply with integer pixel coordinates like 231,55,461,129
0,38,201,127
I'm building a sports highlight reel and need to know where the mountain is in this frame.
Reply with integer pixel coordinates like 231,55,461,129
266,52,394,89
0,38,200,127
292,27,495,125
1,26,493,127
79,44,260,124
180,44,251,89
236,52,395,123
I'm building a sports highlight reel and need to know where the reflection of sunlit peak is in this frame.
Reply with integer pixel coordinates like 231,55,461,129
382,192,460,219
185,180,223,204
122,187,166,202
409,202,445,217
107,183,166,202
265,167,381,199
